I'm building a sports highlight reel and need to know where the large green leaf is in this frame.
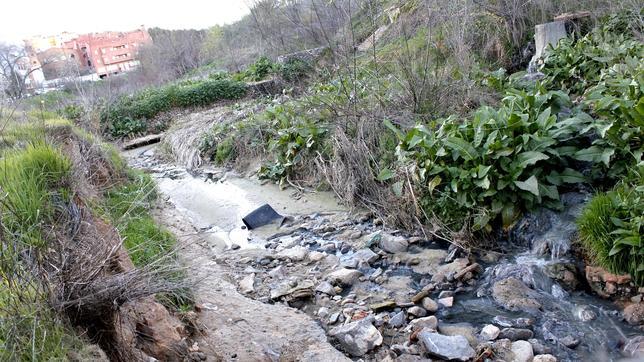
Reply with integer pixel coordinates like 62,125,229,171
514,175,540,196
516,151,550,168
444,137,478,161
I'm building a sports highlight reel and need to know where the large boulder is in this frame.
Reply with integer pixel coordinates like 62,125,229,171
417,331,475,361
492,277,542,312
328,317,383,357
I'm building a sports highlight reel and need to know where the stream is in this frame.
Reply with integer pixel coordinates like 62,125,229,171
125,144,642,361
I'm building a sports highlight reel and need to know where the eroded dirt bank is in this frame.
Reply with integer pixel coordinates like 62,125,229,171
124,144,643,362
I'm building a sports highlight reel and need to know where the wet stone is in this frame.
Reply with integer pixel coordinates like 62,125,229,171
491,278,542,312
511,340,534,362
533,354,557,362
408,316,437,332
498,328,534,341
326,268,362,286
438,322,479,347
559,335,580,349
418,331,475,361
480,324,500,341
438,297,454,308
528,339,551,355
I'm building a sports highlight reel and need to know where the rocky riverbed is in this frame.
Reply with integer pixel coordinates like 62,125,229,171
125,145,643,362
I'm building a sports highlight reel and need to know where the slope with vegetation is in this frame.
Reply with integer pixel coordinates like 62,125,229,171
0,113,191,360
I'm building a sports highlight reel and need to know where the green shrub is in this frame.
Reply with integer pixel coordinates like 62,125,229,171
582,58,643,180
245,56,277,81
60,104,83,120
578,175,643,285
279,58,312,82
390,88,596,229
540,12,643,95
101,79,247,138
257,104,329,181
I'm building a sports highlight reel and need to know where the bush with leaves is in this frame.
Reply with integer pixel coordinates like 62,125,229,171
101,79,247,138
279,58,312,82
389,87,598,230
539,12,643,95
578,170,643,285
257,104,329,182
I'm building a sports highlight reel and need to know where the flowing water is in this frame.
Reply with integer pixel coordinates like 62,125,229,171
126,144,642,361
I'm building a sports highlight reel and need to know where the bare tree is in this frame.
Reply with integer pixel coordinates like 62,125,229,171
0,43,46,99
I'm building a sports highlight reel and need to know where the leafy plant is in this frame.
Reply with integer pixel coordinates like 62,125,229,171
390,88,596,229
258,104,328,182
279,58,312,82
578,172,643,285
540,12,643,95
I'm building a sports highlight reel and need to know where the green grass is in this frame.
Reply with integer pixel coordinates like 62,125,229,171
102,168,194,310
0,143,72,248
578,174,643,285
103,170,176,267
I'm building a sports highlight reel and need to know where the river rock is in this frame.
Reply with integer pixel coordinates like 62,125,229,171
623,302,644,325
309,251,326,262
491,339,514,360
328,317,383,357
350,248,379,265
316,281,336,296
417,331,475,361
585,265,635,299
533,354,557,362
493,316,535,329
574,305,597,322
239,273,255,294
529,339,551,355
511,340,534,362
498,328,534,341
327,268,362,286
277,246,309,261
559,335,580,349
388,311,405,328
544,262,579,290
438,323,478,347
421,297,438,313
408,316,437,332
480,324,501,341
432,258,469,282
407,306,427,318
268,265,286,279
438,296,454,308
492,277,542,312
380,234,408,253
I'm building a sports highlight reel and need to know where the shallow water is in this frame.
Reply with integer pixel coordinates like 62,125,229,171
126,145,642,361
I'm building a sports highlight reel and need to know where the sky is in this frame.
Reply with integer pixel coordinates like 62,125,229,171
0,0,251,44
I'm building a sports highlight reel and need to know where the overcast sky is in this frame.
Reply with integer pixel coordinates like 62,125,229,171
0,0,251,44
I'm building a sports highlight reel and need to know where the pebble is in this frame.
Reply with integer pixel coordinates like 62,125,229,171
421,297,438,313
438,297,454,308
511,340,534,362
318,307,329,319
328,312,340,324
407,306,427,318
480,324,501,341
230,243,241,250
